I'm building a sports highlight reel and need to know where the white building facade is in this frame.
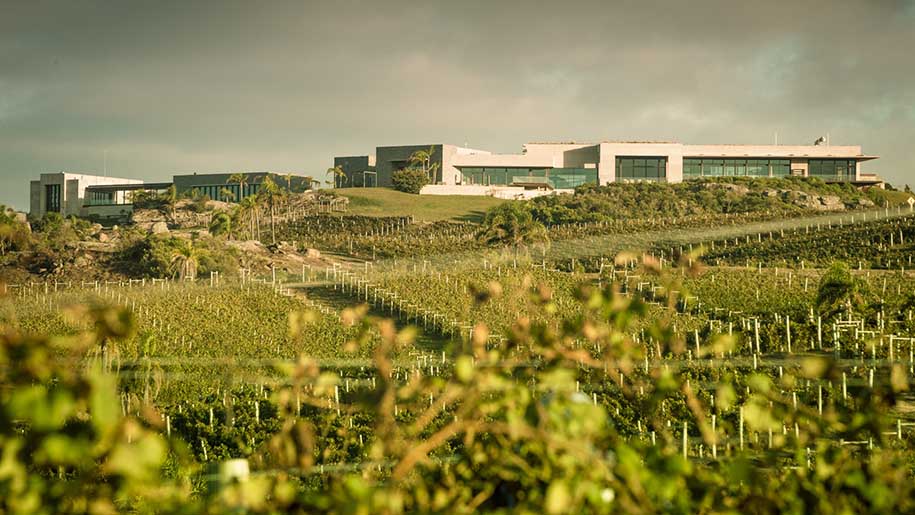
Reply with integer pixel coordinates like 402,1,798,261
335,140,880,194
29,173,143,219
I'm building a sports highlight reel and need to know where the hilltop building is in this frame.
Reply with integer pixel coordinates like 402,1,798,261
28,171,314,221
334,141,881,197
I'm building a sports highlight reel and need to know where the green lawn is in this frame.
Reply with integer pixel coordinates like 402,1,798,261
337,187,506,223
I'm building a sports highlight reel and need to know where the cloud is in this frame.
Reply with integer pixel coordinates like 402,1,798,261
1,0,913,210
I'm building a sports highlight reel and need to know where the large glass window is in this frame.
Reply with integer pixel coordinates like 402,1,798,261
86,190,115,206
616,157,667,182
809,159,855,180
457,167,596,189
683,158,794,179
45,184,61,212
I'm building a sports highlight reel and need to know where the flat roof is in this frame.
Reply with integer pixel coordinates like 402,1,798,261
85,182,173,192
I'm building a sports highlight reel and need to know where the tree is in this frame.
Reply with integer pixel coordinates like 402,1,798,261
258,175,285,245
326,166,346,188
816,261,871,319
169,240,200,280
164,185,177,217
219,187,236,203
478,202,549,247
209,212,232,238
391,168,430,194
0,207,31,255
235,197,258,240
408,147,441,184
227,173,249,200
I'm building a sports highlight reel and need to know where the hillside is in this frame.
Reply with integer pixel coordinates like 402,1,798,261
527,177,887,224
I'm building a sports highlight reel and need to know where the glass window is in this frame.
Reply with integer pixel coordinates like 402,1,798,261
616,157,667,182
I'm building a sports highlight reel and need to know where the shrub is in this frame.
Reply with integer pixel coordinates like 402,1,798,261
391,168,430,194
478,201,549,246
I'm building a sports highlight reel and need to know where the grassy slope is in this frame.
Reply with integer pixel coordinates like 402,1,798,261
337,187,505,223
871,188,915,207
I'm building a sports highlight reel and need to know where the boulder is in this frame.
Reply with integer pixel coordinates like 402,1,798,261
150,221,169,234
97,232,111,243
820,195,844,210
305,248,321,259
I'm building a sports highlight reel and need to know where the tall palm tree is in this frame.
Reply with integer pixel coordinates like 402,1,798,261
236,196,258,240
227,173,249,202
169,240,200,281
259,175,285,244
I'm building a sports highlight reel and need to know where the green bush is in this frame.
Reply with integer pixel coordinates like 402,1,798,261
391,168,430,194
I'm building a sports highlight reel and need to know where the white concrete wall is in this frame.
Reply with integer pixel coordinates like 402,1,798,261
441,145,491,185
598,143,684,184
29,172,142,218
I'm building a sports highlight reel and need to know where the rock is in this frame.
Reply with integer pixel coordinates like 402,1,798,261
97,232,111,243
305,248,321,259
857,198,875,207
278,241,297,253
74,256,90,268
13,212,28,224
89,223,103,235
820,195,844,210
150,221,169,234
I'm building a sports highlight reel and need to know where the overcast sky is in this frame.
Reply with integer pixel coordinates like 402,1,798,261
2,0,914,210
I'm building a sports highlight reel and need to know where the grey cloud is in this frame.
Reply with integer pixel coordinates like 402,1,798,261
1,0,913,210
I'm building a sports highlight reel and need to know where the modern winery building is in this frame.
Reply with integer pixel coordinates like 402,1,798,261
334,140,881,195
28,171,314,221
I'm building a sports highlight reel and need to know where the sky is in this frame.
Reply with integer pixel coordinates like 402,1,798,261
2,0,914,210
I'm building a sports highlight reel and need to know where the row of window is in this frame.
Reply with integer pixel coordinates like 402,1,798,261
187,183,261,201
458,167,597,189
809,159,856,178
683,158,792,178
459,158,858,186
85,190,116,206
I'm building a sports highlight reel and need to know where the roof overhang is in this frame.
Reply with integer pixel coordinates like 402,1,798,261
85,182,173,192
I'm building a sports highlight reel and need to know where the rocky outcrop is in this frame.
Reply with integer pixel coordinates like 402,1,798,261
150,221,169,234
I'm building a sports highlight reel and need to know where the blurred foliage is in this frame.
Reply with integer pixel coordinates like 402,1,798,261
2,258,915,513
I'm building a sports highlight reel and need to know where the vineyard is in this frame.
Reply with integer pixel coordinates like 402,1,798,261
4,183,915,512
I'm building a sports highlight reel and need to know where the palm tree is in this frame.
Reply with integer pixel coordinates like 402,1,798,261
259,175,285,244
326,166,347,188
408,147,441,184
236,196,258,240
169,240,200,281
209,211,232,238
219,187,236,203
227,173,249,202
477,202,549,248
164,184,177,217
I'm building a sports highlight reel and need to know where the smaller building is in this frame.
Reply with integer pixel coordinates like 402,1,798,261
333,156,376,187
28,171,316,222
29,172,143,219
